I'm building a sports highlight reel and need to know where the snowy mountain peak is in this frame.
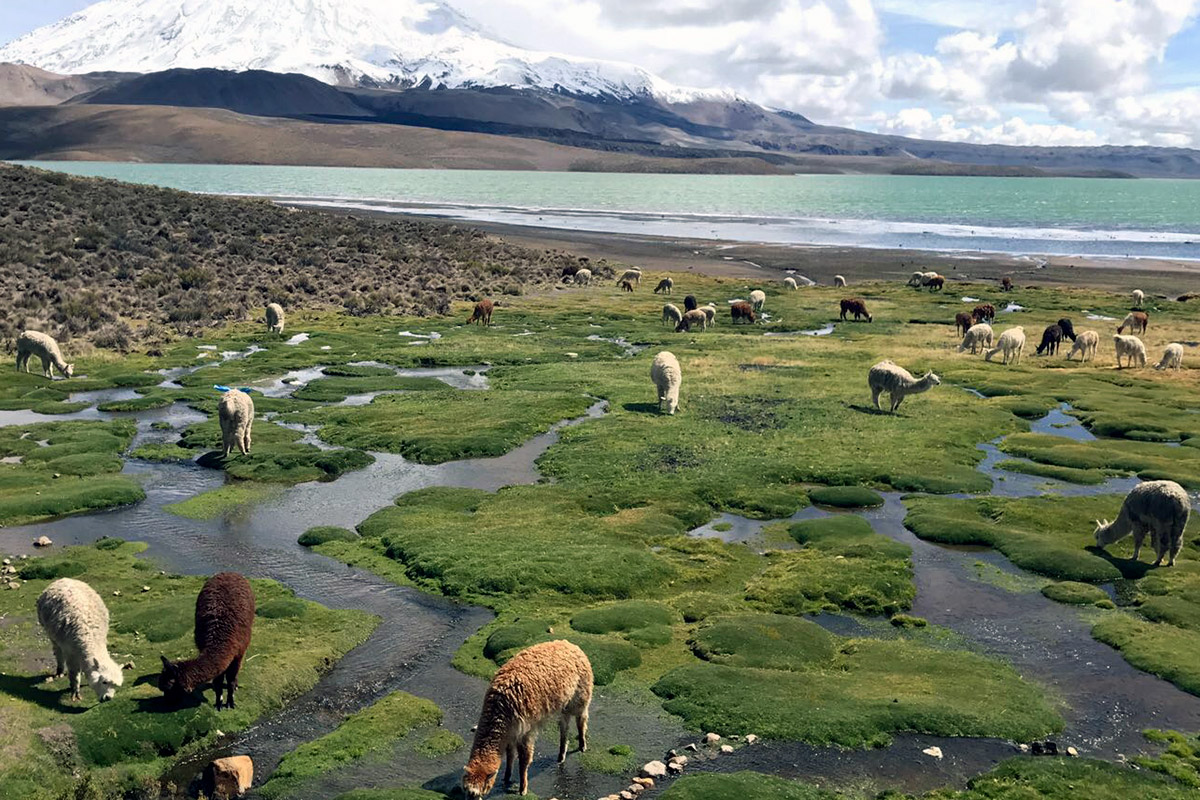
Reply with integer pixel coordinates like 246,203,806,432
0,0,736,103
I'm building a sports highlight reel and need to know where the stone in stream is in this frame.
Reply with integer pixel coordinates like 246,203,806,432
33,536,52,547
704,732,722,744
684,743,698,752
667,761,685,774
639,760,667,779
206,755,253,798
922,746,944,759
633,777,654,789
720,744,734,754
668,755,688,767
745,734,759,744
1067,746,1079,757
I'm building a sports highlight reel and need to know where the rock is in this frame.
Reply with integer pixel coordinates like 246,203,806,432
704,733,722,745
142,586,151,592
206,755,253,799
52,473,61,479
626,784,645,795
1067,746,1079,757
7,581,20,590
121,662,135,670
33,536,52,547
720,744,734,754
1045,742,1059,756
2,558,10,565
640,761,667,779
922,746,944,759
632,778,654,789
668,755,688,767
1018,743,1031,753
620,792,635,800
684,743,698,752
667,761,685,774
112,590,122,597
566,352,579,358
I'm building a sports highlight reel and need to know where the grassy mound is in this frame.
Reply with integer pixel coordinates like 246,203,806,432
164,483,283,519
480,621,643,685
807,486,884,508
1042,581,1115,608
571,601,676,634
1093,615,1200,697
747,545,913,616
689,614,836,670
299,526,360,546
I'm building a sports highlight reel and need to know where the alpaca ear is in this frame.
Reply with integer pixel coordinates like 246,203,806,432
91,658,101,670
160,655,175,673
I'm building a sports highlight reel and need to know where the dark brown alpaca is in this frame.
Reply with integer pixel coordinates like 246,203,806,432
159,573,255,710
469,300,494,326
730,301,757,324
955,311,977,336
973,303,996,323
927,275,945,291
1001,276,1013,292
619,280,635,293
840,298,872,322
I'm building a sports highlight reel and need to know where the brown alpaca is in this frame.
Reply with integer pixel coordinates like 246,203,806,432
973,303,996,323
1118,311,1149,335
927,275,945,291
469,300,494,326
619,280,635,293
840,298,872,322
159,573,255,710
1001,276,1013,292
463,641,593,798
955,311,977,336
730,301,757,324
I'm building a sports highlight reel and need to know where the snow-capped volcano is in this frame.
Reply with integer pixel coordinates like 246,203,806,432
0,0,734,103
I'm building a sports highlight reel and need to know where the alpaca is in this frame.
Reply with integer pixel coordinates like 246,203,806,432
37,578,124,702
661,303,683,328
1066,330,1099,362
1057,317,1077,342
654,278,674,294
560,265,580,281
1118,311,1148,335
907,271,926,288
650,351,682,415
959,323,993,354
1095,480,1190,567
463,640,592,798
265,303,285,335
16,331,74,378
955,311,977,336
159,573,255,710
1132,289,1145,308
731,301,757,324
1156,343,1185,371
619,280,635,293
683,295,699,312
469,299,495,326
675,309,708,332
749,290,766,312
926,275,945,292
218,389,254,457
1035,324,1063,356
839,298,871,322
1114,334,1147,369
834,275,847,288
783,277,798,290
868,360,941,412
920,271,940,286
972,304,996,324
701,303,717,326
985,326,1026,365
573,268,592,286
1001,276,1013,292
616,268,642,287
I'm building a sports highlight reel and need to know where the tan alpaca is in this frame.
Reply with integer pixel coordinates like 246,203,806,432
463,640,593,798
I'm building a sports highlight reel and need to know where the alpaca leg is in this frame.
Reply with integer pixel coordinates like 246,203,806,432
577,708,588,752
240,424,251,455
41,356,52,378
1169,530,1184,567
212,671,226,710
69,669,82,701
558,717,569,763
504,743,516,786
871,387,882,410
1131,528,1145,561
892,393,903,412
224,653,243,709
518,736,535,796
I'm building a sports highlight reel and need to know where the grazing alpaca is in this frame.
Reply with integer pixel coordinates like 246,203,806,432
265,303,285,335
37,578,124,703
1001,276,1013,292
959,322,993,354
1132,289,1145,308
907,271,926,288
868,360,941,412
159,573,255,710
972,304,996,324
16,331,74,378
1156,343,1185,371
572,268,593,286
1118,311,1148,335
560,265,580,281
1095,480,1190,567
218,390,254,457
469,299,494,326
675,309,709,332
985,326,1026,365
1114,334,1147,369
1036,324,1063,356
1066,330,1100,362
783,277,798,290
955,311,977,336
619,280,635,293
661,303,683,328
616,268,642,287
731,301,757,324
926,275,945,291
1057,317,1077,342
463,641,592,798
834,275,847,288
650,351,682,415
839,298,872,322
654,278,674,294
749,290,766,312
701,303,717,326
683,295,699,312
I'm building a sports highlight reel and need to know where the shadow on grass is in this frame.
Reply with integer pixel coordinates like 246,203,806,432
622,402,664,415
0,672,88,714
133,690,205,714
1089,546,1160,580
847,403,895,416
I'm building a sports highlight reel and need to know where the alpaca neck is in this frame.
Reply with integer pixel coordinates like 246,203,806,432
174,644,237,691
468,693,515,761
911,374,936,393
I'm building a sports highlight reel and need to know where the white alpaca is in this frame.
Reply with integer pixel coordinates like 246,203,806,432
1156,343,1184,371
919,271,940,286
1066,330,1100,362
617,268,642,287
661,303,683,328
701,304,717,326
37,578,124,702
833,275,847,288
985,326,1026,365
1095,480,1190,567
650,351,682,415
219,389,255,456
266,303,285,334
868,360,941,412
783,277,798,290
1114,334,1147,369
749,290,766,312
16,331,74,378
907,271,925,287
958,323,994,355
1132,289,1145,308
573,268,593,286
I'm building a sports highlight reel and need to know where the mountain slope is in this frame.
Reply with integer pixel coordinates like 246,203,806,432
0,62,128,106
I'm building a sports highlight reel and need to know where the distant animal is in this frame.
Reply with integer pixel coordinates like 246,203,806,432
1094,480,1190,567
731,301,757,324
16,330,74,379
265,303,285,335
955,312,977,336
1132,289,1145,308
749,290,766,312
1156,343,1185,371
985,326,1026,365
907,271,926,287
654,278,674,294
783,277,798,290
651,351,682,415
560,265,580,281
675,309,709,333
572,268,592,286
1036,324,1063,356
926,275,945,292
661,303,683,328
1066,330,1099,362
834,275,847,288
218,389,254,457
37,578,124,703
973,304,996,324
868,360,941,413
1057,317,1077,342
1118,311,1148,335
463,640,592,799
683,295,699,312
159,573,255,710
1001,276,1013,292
469,299,495,326
959,323,993,354
1113,334,1147,369
701,303,717,326
619,280,635,293
617,268,642,287
839,298,872,322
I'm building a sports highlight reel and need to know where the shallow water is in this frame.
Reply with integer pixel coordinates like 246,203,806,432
764,322,835,337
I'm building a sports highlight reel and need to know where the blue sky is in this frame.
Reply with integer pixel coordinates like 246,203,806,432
3,0,1198,147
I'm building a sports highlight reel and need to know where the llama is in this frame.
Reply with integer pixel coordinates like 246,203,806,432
926,275,945,292
265,303,285,335
683,295,698,312
955,311,977,336
469,299,495,326
731,301,757,324
1156,343,1185,371
675,309,708,333
1057,317,1077,342
16,331,74,378
661,303,683,328
1132,289,1145,308
1118,311,1148,335
654,278,674,294
1066,330,1099,362
839,298,872,322
463,640,592,798
1001,276,1013,292
159,572,255,710
573,268,592,286
959,323,993,354
37,578,124,702
907,271,926,287
973,304,996,324
834,275,847,288
985,326,1026,365
651,351,682,415
619,280,635,293
868,360,941,412
616,269,642,287
1035,324,1063,356
701,303,717,326
783,277,798,290
1114,334,1147,369
218,390,254,457
1094,480,1191,567
749,290,766,312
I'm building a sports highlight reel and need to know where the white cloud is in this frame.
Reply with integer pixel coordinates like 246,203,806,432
874,107,1103,145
